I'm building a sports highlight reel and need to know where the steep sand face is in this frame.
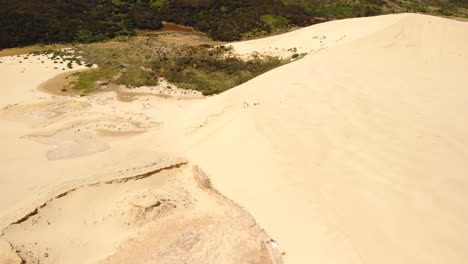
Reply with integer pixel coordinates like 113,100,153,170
174,14,468,264
2,162,282,264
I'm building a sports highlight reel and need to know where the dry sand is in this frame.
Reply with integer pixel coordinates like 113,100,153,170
172,13,468,264
1,13,468,264
0,52,279,263
2,161,280,264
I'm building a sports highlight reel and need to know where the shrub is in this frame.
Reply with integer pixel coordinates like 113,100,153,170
260,14,289,31
74,37,293,95
158,47,284,95
116,67,158,87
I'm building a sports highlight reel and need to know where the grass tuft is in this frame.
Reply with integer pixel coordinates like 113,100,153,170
70,67,118,92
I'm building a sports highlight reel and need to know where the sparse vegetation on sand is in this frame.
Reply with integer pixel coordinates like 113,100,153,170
68,38,292,95
72,67,118,92
29,49,86,70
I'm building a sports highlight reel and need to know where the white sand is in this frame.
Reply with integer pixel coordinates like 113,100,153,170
0,52,278,264
2,162,280,264
1,13,468,264
0,54,199,231
173,14,468,264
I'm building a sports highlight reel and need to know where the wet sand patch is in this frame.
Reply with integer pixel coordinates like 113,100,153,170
37,69,90,96
38,70,204,102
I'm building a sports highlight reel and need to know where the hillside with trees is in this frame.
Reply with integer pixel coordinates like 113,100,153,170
1,0,467,49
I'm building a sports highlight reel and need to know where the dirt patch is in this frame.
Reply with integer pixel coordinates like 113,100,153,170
158,33,225,46
158,23,195,33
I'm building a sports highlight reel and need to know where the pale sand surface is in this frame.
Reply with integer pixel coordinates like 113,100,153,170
172,14,468,264
1,13,468,264
0,55,202,230
0,51,279,263
2,162,280,264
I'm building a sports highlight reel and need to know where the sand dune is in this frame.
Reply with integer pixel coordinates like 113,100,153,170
1,13,467,264
173,14,468,264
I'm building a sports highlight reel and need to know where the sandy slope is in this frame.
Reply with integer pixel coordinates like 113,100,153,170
0,53,281,263
172,14,468,264
1,13,467,264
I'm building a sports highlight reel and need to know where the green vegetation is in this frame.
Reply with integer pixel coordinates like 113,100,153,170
65,38,291,95
159,48,284,95
72,67,118,92
287,0,468,19
0,0,163,49
117,67,159,87
1,0,466,49
261,14,289,31
150,0,170,8
155,0,312,41
30,50,85,68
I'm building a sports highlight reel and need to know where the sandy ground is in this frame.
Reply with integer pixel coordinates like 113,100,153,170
0,52,280,263
2,161,281,264
1,13,468,264
174,14,468,264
